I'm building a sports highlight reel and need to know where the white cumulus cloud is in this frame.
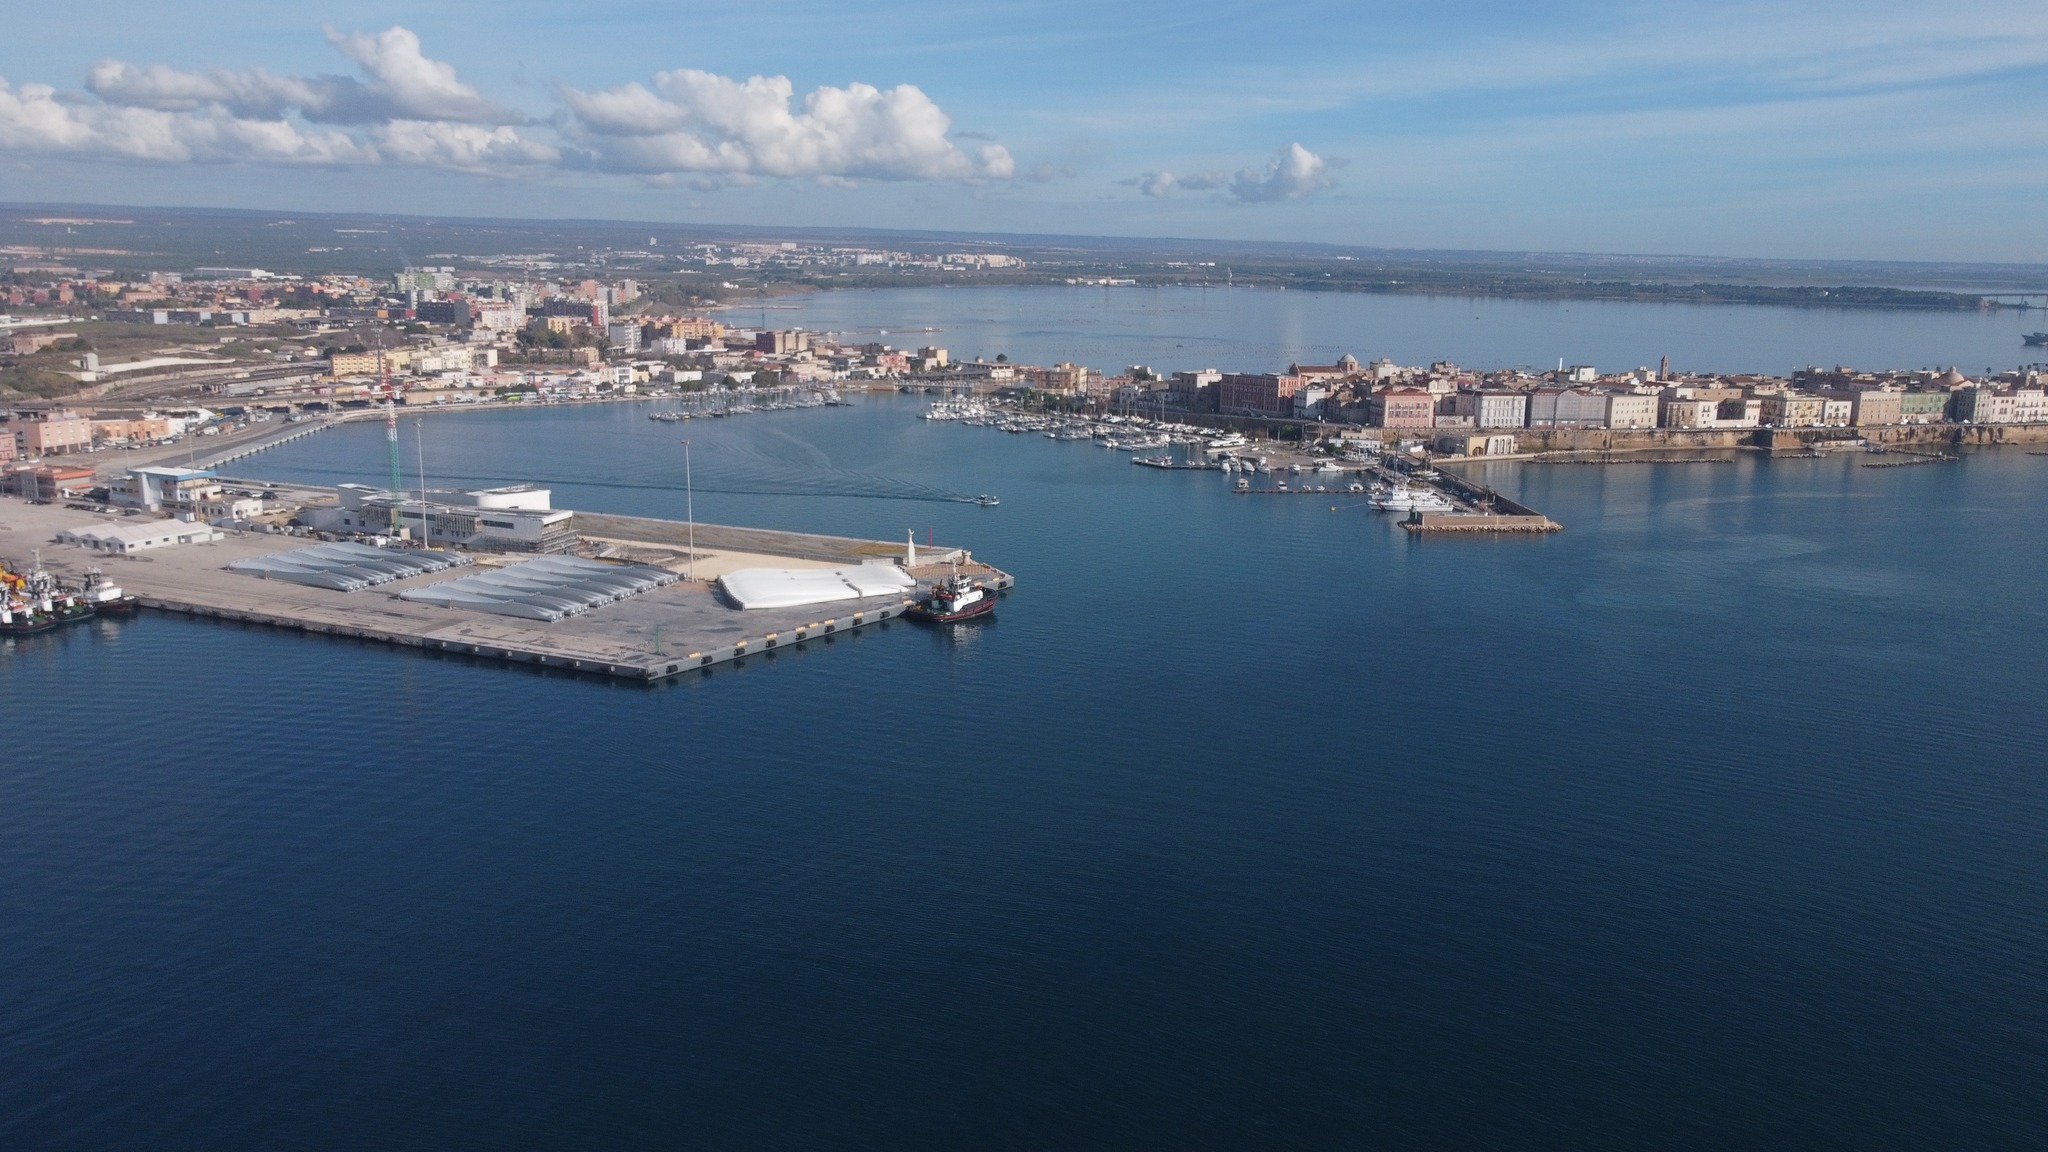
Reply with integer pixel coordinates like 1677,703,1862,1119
1229,142,1336,202
84,27,517,126
1131,145,1335,202
322,26,517,124
1134,169,1228,198
0,27,1013,189
558,69,1013,182
0,77,372,164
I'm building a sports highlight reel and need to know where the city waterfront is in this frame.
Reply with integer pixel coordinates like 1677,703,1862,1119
750,284,2048,377
4,392,2046,1147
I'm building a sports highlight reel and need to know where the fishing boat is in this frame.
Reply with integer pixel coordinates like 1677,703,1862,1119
2026,332,2048,346
907,573,995,623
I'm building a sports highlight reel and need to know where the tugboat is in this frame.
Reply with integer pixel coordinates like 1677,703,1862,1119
78,568,140,616
0,556,93,635
907,572,996,623
0,568,60,635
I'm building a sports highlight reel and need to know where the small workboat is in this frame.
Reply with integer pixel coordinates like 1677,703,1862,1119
79,568,140,616
907,573,995,623
974,494,1000,506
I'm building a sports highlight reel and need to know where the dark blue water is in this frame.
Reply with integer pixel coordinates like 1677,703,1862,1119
754,284,2048,378
5,395,2046,1148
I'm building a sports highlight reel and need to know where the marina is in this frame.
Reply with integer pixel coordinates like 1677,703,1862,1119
924,397,1563,530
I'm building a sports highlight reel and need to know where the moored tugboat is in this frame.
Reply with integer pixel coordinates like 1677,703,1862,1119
78,568,141,616
1,556,92,635
907,572,996,623
0,582,60,635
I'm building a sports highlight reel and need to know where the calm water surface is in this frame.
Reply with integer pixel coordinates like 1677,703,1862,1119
752,284,2048,377
4,373,2047,1146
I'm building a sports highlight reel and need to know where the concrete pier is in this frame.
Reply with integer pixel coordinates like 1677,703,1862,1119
0,497,1012,683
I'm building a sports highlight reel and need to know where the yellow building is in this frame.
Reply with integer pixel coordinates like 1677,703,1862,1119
326,348,412,377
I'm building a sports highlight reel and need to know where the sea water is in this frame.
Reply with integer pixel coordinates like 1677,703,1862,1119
3,302,2046,1148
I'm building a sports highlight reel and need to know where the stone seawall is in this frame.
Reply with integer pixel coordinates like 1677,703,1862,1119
1755,423,2048,449
1517,423,2048,454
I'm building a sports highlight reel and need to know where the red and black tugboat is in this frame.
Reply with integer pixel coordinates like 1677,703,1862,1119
907,572,995,623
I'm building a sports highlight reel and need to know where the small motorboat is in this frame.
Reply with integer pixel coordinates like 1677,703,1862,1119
908,573,996,623
974,494,1000,507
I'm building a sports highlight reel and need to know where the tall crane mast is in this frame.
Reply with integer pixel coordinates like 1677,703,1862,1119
381,345,405,538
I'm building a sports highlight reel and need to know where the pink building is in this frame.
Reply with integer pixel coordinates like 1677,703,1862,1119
23,413,92,455
1369,388,1436,429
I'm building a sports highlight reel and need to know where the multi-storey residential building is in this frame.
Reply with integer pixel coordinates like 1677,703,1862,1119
1168,369,1221,407
756,330,810,355
1218,373,1304,416
2012,388,2048,423
1759,394,1826,427
1368,387,1436,429
1838,389,1902,426
90,417,173,444
1897,391,1950,423
1604,392,1659,429
1660,397,1719,428
652,316,724,341
543,298,609,329
1719,398,1762,427
1950,387,1999,423
1451,389,1529,428
326,348,413,377
414,298,470,325
1036,362,1094,394
22,412,92,455
1293,386,1331,420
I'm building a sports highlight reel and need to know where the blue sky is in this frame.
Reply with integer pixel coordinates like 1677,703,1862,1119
2,1,2045,261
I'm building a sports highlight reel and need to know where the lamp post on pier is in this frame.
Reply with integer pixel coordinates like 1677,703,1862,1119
680,439,695,581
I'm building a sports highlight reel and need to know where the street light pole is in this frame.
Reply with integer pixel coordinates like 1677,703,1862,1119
681,438,695,581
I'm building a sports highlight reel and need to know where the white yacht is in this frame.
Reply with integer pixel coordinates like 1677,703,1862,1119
1370,485,1458,513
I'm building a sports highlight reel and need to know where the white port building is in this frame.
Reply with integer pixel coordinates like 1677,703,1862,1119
56,520,224,554
303,483,575,552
